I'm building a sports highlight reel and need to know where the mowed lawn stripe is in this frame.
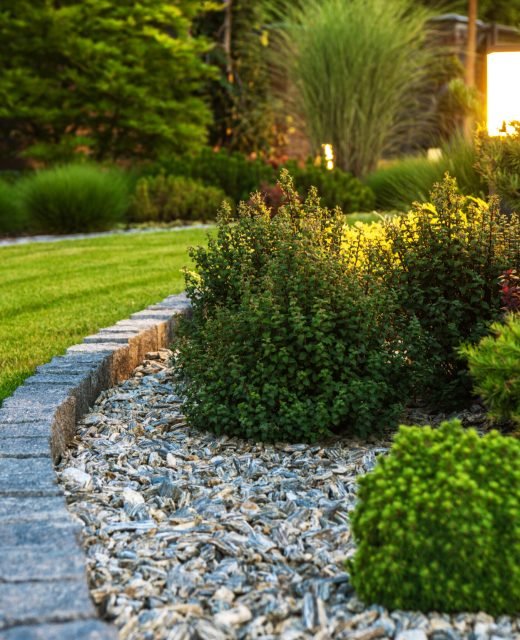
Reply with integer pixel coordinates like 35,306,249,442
0,229,209,403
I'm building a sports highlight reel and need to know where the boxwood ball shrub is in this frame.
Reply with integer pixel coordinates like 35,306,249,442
349,419,520,615
174,171,423,442
365,174,520,408
129,174,227,223
460,314,520,425
19,164,130,234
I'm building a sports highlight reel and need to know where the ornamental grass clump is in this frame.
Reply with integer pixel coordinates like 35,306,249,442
0,179,27,235
349,419,520,615
19,164,130,234
174,171,423,442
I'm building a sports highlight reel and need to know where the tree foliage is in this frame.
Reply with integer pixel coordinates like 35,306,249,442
0,0,216,163
421,0,520,27
197,0,274,154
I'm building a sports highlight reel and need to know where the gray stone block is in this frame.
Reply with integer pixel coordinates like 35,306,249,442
6,385,71,406
2,619,117,640
66,343,120,356
130,308,178,321
37,354,108,375
0,458,61,497
0,437,50,458
0,545,85,582
23,372,87,387
83,331,139,344
0,422,52,440
21,377,91,421
0,579,95,629
0,393,75,459
0,496,67,522
114,318,157,330
0,406,56,425
0,518,81,547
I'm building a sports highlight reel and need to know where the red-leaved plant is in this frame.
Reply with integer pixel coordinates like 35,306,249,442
499,269,520,312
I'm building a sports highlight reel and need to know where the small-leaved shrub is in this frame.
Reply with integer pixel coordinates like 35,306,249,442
286,161,376,213
19,164,130,234
361,174,520,407
475,122,520,213
129,175,227,223
349,419,520,615
499,269,520,312
174,171,423,442
155,149,375,213
156,148,276,204
460,314,520,425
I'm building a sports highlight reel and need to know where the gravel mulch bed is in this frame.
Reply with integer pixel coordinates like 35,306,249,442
57,351,519,640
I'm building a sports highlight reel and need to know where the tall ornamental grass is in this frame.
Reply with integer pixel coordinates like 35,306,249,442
366,137,485,211
0,180,27,235
273,0,439,177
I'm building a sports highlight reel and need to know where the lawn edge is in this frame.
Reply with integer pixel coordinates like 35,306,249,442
0,292,191,637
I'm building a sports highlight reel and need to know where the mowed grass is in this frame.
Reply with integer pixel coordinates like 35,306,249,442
0,229,209,404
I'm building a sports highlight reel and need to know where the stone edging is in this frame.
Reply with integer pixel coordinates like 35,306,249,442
0,293,191,639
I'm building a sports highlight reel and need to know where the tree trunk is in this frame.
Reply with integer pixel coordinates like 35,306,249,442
223,0,233,84
464,0,478,138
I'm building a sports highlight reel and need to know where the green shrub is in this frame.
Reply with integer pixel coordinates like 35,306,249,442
366,137,484,211
19,164,130,234
475,122,520,213
286,162,375,213
173,172,423,442
349,419,520,615
0,180,27,235
460,314,520,425
129,175,227,223
364,174,520,408
156,148,276,204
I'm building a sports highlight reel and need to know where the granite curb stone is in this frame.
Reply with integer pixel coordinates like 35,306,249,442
0,292,191,637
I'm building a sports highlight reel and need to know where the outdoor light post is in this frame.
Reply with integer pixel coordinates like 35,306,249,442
486,46,520,136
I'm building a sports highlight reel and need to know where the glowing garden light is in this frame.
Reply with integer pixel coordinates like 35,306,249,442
487,49,520,136
322,143,334,170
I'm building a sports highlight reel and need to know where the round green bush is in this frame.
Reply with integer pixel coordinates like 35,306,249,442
19,164,130,234
129,174,227,223
349,419,520,615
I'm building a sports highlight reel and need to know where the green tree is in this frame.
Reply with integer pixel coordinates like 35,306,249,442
0,0,216,163
421,0,520,27
197,0,274,154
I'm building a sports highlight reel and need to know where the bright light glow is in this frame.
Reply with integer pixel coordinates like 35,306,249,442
487,51,520,136
322,143,334,170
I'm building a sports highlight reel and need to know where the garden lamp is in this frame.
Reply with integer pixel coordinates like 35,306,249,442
486,47,520,136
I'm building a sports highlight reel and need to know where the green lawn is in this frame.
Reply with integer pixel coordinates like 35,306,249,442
0,229,209,404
